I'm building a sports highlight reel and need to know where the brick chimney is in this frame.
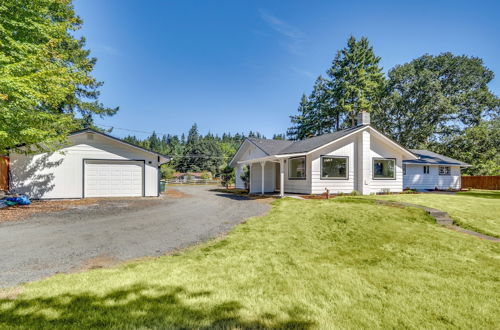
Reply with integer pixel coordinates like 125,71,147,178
357,111,370,126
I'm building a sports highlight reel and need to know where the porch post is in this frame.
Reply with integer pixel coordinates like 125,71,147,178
249,163,252,192
280,159,285,197
260,161,265,195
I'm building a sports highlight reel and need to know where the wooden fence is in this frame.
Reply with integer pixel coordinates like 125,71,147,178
0,156,8,191
461,176,500,190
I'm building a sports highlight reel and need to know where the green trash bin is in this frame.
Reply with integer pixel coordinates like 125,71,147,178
160,181,166,193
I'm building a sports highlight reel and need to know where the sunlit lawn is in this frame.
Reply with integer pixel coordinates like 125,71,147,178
373,189,500,238
0,197,498,329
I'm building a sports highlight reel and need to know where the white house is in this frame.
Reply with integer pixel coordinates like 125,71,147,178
9,128,169,199
403,150,470,190
229,112,470,196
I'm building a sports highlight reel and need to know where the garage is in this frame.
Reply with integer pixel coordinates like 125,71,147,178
8,128,170,199
84,160,144,197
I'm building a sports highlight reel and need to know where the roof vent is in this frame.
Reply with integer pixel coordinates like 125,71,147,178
86,133,94,140
357,111,370,126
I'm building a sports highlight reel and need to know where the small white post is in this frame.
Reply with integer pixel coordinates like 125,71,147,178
280,159,285,197
260,161,265,195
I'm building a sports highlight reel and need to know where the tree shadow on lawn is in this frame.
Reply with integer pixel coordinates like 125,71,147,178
0,283,314,329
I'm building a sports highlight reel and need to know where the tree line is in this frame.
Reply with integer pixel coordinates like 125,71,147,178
288,36,500,175
1,1,497,176
123,124,276,179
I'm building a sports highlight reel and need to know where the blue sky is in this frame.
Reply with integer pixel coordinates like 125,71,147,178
74,0,500,139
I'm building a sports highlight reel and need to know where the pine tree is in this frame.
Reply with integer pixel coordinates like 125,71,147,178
327,36,385,127
148,131,161,153
288,94,314,140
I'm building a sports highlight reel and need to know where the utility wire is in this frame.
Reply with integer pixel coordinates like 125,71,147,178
94,123,234,159
94,123,171,136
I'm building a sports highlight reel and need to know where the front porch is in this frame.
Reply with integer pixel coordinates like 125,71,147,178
238,157,286,197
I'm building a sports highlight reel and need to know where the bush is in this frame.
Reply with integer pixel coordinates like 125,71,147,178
220,166,235,189
160,165,176,180
350,190,360,196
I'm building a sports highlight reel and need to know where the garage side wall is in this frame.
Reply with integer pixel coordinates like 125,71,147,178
9,134,159,199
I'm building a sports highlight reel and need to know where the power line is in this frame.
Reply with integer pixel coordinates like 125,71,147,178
94,123,234,159
94,123,169,136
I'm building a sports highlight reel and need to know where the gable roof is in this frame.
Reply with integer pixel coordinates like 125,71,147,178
70,128,170,163
404,150,470,167
244,125,366,157
245,125,416,157
247,138,294,155
231,124,418,166
277,125,366,155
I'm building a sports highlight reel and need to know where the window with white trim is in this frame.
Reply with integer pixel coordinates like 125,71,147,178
439,166,451,176
321,156,348,179
288,157,306,179
373,158,396,179
423,165,430,174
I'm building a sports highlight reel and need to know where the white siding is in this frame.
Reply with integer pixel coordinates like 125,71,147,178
249,161,276,194
235,165,245,189
10,133,160,199
367,134,404,194
403,165,461,190
282,155,311,194
310,136,356,194
231,141,268,191
309,128,404,195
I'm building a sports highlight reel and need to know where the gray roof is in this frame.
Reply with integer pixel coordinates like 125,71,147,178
248,125,366,156
241,126,469,167
247,138,294,155
404,149,470,167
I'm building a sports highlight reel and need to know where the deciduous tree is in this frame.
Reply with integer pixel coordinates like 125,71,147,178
373,53,500,148
0,0,117,154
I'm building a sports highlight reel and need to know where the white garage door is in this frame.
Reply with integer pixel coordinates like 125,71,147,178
84,160,144,197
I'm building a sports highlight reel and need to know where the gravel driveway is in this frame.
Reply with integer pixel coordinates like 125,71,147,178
0,185,270,287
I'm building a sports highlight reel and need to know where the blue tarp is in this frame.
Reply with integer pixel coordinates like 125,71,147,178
3,195,31,206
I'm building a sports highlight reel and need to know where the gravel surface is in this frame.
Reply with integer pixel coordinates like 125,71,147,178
0,185,270,287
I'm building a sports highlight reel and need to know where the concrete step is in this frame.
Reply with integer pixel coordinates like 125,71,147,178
428,210,448,218
435,217,453,226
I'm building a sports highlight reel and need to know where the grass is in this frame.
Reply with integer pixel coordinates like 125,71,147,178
372,189,500,238
1,197,499,329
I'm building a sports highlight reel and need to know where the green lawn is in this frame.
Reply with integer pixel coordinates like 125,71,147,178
372,190,500,238
1,197,498,329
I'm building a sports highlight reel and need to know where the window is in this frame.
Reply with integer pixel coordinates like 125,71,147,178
439,166,451,176
373,158,396,179
321,156,348,179
403,164,407,175
423,165,430,174
288,157,306,179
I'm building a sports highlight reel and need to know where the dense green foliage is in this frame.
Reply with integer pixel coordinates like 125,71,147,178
1,196,498,328
0,0,117,154
430,118,500,175
289,37,500,175
288,36,384,139
220,165,235,188
123,124,279,176
373,53,500,148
